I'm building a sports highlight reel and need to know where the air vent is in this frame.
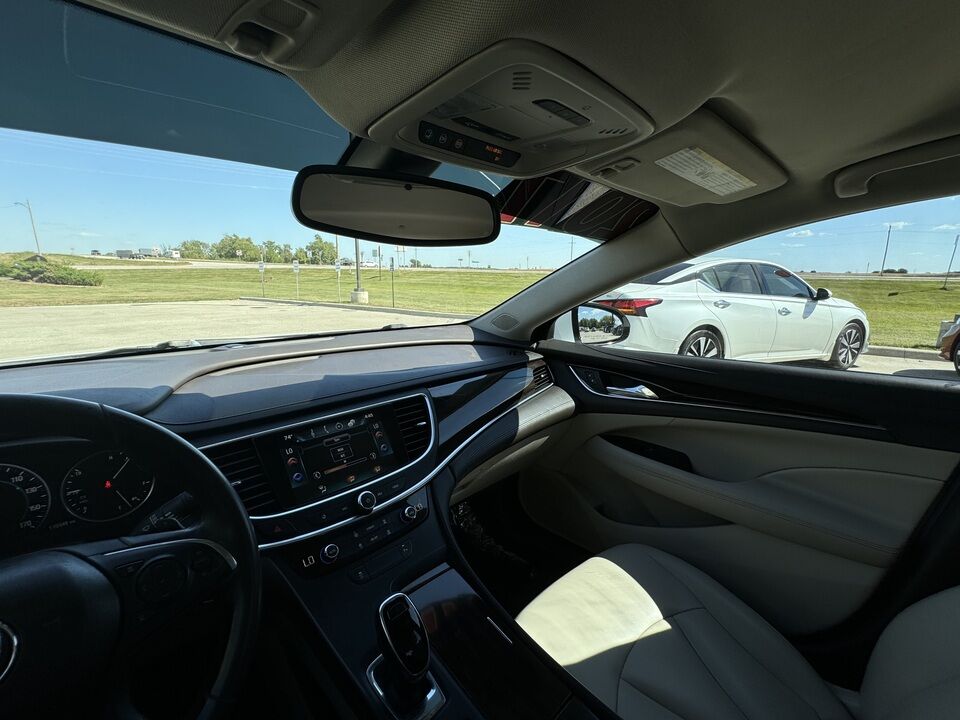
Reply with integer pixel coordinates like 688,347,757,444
531,362,553,391
202,439,280,516
597,127,629,136
512,70,533,90
393,396,431,459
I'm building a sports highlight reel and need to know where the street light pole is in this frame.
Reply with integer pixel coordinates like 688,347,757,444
14,200,42,256
943,233,960,290
879,225,892,277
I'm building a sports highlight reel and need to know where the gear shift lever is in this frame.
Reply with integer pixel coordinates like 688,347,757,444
369,593,443,719
378,593,430,681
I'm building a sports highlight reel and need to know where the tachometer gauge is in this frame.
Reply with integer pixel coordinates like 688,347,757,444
0,464,50,534
62,451,154,522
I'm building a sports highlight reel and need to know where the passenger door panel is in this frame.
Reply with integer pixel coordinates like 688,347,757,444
521,341,960,639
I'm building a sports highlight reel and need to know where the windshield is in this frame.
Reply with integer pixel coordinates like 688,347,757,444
0,0,596,364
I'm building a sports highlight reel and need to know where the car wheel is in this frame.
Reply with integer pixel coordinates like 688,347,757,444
830,322,864,369
679,329,723,359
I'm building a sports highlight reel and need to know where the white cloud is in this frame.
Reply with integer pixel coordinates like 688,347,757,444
883,221,911,229
781,242,806,248
818,232,835,236
77,231,101,237
767,252,782,257
934,223,960,230
787,229,814,237
909,251,925,256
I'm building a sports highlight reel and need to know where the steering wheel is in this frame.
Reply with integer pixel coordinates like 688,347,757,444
0,394,261,719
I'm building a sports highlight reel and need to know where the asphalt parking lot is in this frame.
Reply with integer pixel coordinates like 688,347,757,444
3,299,958,381
3,299,461,363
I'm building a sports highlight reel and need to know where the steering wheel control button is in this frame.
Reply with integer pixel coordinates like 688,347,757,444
116,560,144,578
190,546,221,575
136,556,186,603
321,543,340,564
357,490,377,513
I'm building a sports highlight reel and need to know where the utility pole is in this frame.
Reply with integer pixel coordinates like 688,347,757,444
879,225,892,276
13,200,42,256
467,249,471,269
569,236,575,261
943,233,960,290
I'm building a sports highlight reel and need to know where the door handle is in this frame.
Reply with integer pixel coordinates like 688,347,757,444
605,384,659,400
713,300,730,309
778,307,792,316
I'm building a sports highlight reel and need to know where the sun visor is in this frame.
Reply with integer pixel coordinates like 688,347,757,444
368,40,655,178
577,109,787,206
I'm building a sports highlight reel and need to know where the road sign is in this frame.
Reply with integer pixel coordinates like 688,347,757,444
258,261,264,273
292,259,300,273
335,260,341,273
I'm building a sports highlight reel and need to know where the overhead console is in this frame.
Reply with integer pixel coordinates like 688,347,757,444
368,40,655,177
578,108,788,206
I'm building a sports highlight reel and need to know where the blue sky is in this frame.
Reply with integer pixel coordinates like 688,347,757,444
1,126,959,273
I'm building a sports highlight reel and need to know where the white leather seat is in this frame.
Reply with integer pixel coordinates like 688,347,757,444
517,544,960,720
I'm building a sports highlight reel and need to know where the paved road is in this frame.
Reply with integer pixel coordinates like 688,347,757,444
850,353,958,381
3,299,461,363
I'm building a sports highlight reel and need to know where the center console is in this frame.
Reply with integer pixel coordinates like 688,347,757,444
195,358,596,720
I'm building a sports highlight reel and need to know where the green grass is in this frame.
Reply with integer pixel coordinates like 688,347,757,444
806,277,959,348
0,252,187,267
0,267,548,316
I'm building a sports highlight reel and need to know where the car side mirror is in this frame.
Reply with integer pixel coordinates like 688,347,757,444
815,287,832,300
573,303,630,345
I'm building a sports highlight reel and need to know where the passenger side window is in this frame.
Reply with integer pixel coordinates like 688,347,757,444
699,268,721,291
757,264,812,299
713,263,762,294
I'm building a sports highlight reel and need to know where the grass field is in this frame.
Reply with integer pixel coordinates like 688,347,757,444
0,252,187,267
1,264,957,347
0,266,548,316
805,277,958,348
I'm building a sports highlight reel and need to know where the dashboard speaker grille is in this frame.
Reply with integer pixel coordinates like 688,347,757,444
393,396,431,458
202,439,280,515
531,362,553,390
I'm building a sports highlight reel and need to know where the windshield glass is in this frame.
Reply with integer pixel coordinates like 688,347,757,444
0,0,595,364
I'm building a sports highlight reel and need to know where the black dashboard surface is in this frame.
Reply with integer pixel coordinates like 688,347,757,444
0,325,519,417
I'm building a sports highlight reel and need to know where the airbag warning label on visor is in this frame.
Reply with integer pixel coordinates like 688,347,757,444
655,147,757,196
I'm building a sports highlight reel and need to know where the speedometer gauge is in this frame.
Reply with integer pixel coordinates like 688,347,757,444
62,451,154,522
0,464,50,534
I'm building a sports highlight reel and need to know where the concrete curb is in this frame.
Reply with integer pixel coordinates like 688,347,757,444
865,345,941,361
238,296,472,320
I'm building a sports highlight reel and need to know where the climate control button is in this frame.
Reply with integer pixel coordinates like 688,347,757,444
321,543,340,564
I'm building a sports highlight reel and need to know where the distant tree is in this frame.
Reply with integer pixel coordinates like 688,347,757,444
896,268,909,274
305,235,337,264
212,234,258,261
409,258,423,268
180,239,211,259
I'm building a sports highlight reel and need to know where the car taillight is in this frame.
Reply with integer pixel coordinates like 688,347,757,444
597,298,662,316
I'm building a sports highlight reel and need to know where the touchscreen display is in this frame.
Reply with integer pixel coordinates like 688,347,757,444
279,409,400,500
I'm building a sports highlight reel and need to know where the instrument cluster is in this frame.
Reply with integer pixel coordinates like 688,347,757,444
0,439,183,555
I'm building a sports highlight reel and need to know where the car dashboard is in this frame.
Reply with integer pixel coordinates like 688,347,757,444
0,325,592,719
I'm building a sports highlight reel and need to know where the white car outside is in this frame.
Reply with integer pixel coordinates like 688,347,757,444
596,258,870,368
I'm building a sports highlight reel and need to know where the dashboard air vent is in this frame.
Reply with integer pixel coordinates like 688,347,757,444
532,362,553,391
202,439,280,516
393,396,431,459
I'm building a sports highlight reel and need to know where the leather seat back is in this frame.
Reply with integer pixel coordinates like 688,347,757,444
861,586,960,720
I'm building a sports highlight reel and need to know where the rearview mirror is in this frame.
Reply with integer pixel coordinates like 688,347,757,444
292,165,500,246
815,287,832,300
574,303,630,345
